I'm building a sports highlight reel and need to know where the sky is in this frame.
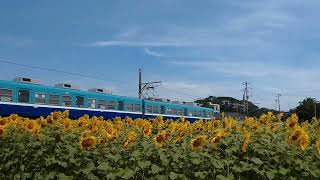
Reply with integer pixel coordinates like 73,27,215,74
1,0,320,111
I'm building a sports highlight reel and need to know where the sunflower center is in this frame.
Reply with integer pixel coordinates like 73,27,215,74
82,138,95,148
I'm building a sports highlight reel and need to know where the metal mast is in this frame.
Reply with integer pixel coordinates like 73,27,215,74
138,69,162,99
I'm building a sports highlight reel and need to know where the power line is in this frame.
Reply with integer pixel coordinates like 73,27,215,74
0,59,213,102
138,69,162,99
0,59,128,85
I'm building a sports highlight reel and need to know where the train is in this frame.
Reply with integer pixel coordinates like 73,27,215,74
0,77,220,122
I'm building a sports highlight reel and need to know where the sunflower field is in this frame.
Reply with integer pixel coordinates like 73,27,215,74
0,111,320,180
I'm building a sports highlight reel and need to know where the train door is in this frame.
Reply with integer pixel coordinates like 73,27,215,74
16,88,31,117
18,89,30,103
118,100,124,111
75,95,85,108
160,105,165,114
183,108,188,116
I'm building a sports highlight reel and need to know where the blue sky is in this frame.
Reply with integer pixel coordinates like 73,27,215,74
1,0,320,111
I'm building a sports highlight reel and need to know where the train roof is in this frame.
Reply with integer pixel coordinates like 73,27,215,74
143,99,213,111
0,79,213,111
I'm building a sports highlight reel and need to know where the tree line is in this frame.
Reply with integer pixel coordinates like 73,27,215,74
196,96,318,122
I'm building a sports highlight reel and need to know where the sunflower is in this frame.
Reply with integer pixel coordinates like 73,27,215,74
223,117,236,130
26,120,35,130
46,116,54,124
63,119,73,132
173,136,183,144
278,112,284,122
243,117,255,129
127,131,137,142
9,114,19,122
180,116,185,123
125,117,134,125
143,126,152,137
0,127,5,137
267,112,274,123
211,129,225,146
80,136,97,150
63,110,69,119
316,138,320,155
242,131,251,152
258,114,268,125
213,120,219,128
0,118,8,127
153,132,167,147
51,111,62,120
25,120,41,135
155,115,164,126
288,127,309,151
191,135,207,151
87,123,98,133
285,114,299,129
101,129,112,140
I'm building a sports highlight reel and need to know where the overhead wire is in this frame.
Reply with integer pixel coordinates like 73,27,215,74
0,58,208,101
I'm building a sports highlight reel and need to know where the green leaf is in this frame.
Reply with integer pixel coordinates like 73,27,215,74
190,158,201,165
251,157,263,165
151,164,163,174
195,171,207,179
160,152,169,166
266,171,275,179
169,172,178,180
138,160,151,169
121,169,135,179
57,173,73,180
155,175,168,180
97,162,111,171
82,162,95,175
279,168,289,175
216,175,226,180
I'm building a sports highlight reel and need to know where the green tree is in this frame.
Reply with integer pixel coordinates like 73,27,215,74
290,97,320,122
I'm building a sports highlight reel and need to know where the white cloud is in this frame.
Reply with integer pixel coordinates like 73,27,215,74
144,48,167,57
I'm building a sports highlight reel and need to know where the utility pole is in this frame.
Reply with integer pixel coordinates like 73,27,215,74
275,94,281,112
138,69,162,99
139,69,142,99
242,82,249,115
313,98,319,119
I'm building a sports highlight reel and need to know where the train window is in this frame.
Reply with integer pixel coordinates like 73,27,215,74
98,100,106,110
127,103,134,111
189,111,193,116
118,101,124,111
166,108,171,115
202,111,206,117
18,90,30,103
88,98,96,109
0,89,13,102
153,106,159,114
62,95,72,107
134,104,141,112
160,106,165,114
146,106,152,113
76,96,84,108
184,108,188,116
171,108,177,115
177,109,182,115
35,93,46,104
107,101,115,110
49,94,60,106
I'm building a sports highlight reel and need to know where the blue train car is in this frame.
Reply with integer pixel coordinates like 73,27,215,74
0,78,214,122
